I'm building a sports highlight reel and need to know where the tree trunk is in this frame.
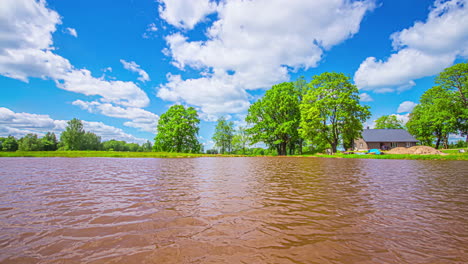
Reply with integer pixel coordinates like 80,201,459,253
331,142,337,154
435,136,441,149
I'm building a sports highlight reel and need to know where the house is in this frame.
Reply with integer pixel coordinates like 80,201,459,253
354,129,418,151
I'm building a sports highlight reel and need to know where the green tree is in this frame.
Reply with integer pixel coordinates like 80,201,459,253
232,126,250,154
407,86,458,149
102,140,128,151
60,118,85,150
82,132,101,150
153,105,201,153
126,143,140,152
375,115,404,129
300,72,370,153
141,140,152,152
42,132,58,151
212,116,234,154
435,62,467,141
2,136,18,151
246,82,301,155
18,134,43,151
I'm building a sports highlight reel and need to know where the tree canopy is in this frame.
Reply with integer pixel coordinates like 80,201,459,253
212,116,234,154
407,86,458,148
435,62,468,141
375,115,404,129
154,105,201,153
300,72,370,153
60,118,86,150
246,82,301,155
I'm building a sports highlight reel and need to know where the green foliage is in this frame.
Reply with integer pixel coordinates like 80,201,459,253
60,118,86,150
232,126,250,154
246,82,301,155
18,134,43,151
300,72,370,153
212,116,234,154
2,136,18,151
154,105,201,153
206,149,218,154
102,140,128,151
60,118,102,150
407,86,459,149
141,140,152,152
435,62,468,140
82,132,102,150
42,132,58,151
375,115,404,129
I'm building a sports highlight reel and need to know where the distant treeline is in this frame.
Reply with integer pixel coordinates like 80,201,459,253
0,119,152,152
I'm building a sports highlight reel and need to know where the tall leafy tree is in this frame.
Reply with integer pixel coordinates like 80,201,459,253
375,115,404,129
18,134,43,151
2,136,18,151
154,105,201,153
103,140,128,151
60,118,86,150
435,62,467,141
42,132,58,151
232,126,250,154
407,86,458,149
141,140,152,152
300,72,370,153
246,82,301,155
82,132,101,150
212,116,234,154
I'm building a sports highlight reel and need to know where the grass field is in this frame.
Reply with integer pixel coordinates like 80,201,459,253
0,149,466,160
0,151,211,158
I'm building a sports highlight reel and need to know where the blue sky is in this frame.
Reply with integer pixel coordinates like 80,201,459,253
1,0,467,147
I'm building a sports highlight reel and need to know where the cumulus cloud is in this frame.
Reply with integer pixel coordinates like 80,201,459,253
120,59,150,82
158,0,218,30
72,100,159,133
0,107,147,143
158,0,375,116
0,0,150,108
354,0,468,92
397,101,417,113
65,27,77,37
142,23,158,39
359,93,373,102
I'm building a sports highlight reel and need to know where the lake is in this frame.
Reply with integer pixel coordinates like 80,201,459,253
0,157,467,263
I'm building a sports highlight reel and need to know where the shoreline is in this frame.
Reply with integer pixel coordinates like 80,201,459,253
0,150,466,160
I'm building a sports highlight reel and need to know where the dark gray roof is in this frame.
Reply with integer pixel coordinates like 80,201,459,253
361,129,418,142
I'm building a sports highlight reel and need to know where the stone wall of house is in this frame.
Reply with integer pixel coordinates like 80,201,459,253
353,138,368,151
354,140,417,151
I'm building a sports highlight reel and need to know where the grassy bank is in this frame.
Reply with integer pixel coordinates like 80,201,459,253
308,153,467,161
1,150,466,160
0,151,212,158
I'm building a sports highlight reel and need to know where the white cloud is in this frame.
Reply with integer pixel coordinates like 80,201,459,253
354,0,468,91
159,0,375,115
142,23,158,39
397,101,417,113
0,0,150,111
158,0,218,30
0,107,147,143
393,113,410,125
72,100,159,133
65,27,77,37
120,59,150,82
359,93,373,102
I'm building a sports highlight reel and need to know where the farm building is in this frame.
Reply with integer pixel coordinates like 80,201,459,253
354,129,418,151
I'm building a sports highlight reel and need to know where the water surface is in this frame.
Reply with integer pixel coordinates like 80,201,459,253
0,157,467,263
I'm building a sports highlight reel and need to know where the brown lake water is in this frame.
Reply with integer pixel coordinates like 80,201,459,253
0,157,467,264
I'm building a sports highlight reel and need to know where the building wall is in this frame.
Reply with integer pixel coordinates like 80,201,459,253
353,138,368,151
354,139,417,151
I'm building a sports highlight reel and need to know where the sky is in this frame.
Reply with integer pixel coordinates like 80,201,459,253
0,0,467,148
